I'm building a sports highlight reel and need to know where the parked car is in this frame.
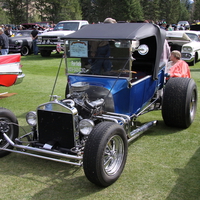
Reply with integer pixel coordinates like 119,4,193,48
0,23,197,187
20,23,45,31
166,30,200,65
190,22,200,31
9,30,34,56
0,53,25,86
35,21,54,31
177,21,190,30
37,20,89,57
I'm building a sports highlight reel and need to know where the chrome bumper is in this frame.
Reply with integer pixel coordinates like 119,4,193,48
14,73,25,85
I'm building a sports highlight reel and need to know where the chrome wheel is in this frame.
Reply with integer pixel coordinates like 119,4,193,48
104,135,124,176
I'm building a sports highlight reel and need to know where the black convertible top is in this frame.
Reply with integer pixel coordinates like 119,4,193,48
63,23,166,79
62,23,165,41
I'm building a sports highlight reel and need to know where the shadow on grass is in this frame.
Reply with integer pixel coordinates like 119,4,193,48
150,120,183,135
190,68,200,72
166,147,200,200
135,120,183,137
0,153,103,200
21,53,63,61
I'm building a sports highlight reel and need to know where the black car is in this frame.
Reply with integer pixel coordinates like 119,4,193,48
9,30,33,56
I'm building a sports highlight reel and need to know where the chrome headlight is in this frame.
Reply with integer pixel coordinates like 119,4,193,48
15,39,22,45
15,40,19,45
26,111,37,126
37,36,42,42
138,44,149,55
183,47,192,52
79,119,94,135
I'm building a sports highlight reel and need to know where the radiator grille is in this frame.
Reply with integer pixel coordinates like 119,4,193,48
38,110,75,149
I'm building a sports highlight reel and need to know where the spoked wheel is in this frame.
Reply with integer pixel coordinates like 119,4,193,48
0,108,19,157
83,122,128,187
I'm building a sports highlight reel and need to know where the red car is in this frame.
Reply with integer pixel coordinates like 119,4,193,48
0,54,25,87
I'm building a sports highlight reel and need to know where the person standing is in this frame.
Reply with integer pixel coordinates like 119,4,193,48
90,18,117,74
31,26,39,55
0,28,9,55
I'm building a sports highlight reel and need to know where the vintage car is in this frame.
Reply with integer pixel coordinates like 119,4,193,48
177,21,190,30
0,53,25,87
37,20,89,57
9,30,34,56
0,23,197,187
166,30,200,65
20,23,45,31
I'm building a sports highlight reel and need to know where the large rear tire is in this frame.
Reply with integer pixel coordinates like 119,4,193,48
83,122,128,187
162,78,197,128
0,108,19,157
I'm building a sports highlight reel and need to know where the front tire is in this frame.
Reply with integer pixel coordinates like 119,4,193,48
83,122,128,187
21,46,29,56
162,78,197,128
0,108,19,157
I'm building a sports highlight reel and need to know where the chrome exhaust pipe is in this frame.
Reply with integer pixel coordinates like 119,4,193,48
2,133,83,163
128,120,158,143
0,148,82,166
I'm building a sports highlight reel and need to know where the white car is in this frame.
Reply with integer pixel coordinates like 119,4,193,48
166,30,200,65
177,21,190,30
37,20,89,57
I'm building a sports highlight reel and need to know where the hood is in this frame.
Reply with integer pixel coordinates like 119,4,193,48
166,31,191,42
41,30,75,37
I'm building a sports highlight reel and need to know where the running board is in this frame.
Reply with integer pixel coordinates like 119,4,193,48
128,120,158,143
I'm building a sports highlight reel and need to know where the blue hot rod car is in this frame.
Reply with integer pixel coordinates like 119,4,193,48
0,23,197,187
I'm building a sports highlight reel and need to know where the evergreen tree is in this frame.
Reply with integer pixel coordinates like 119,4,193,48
193,0,200,21
0,0,195,25
34,0,82,23
94,0,114,22
80,0,97,23
179,1,190,22
159,0,181,24
2,0,28,24
141,0,160,23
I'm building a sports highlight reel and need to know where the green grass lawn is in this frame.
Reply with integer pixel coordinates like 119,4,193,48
0,53,200,200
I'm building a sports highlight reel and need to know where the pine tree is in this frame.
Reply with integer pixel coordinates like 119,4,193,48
141,0,160,23
112,0,143,22
193,0,200,21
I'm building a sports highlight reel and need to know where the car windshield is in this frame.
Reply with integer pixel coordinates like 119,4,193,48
66,39,132,78
186,33,199,41
53,22,79,31
12,31,31,37
178,21,189,25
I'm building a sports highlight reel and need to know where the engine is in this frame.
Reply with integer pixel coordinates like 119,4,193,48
63,82,105,119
